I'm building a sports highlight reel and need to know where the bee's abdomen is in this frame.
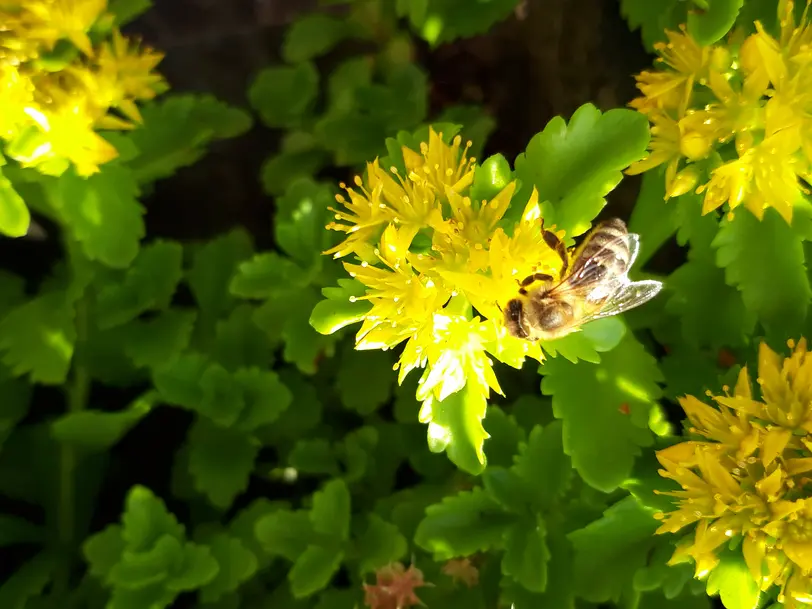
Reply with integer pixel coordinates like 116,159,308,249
571,219,630,280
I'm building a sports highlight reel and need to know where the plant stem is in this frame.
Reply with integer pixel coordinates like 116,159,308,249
55,295,90,595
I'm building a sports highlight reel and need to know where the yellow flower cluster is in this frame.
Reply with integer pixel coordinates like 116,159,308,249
627,0,812,223
655,338,812,607
325,128,565,404
0,0,166,176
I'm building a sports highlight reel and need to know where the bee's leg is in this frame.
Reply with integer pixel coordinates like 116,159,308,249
518,273,553,294
520,273,553,287
540,220,569,276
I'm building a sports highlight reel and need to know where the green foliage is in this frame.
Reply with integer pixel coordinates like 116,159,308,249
620,0,686,49
513,103,651,238
397,0,521,45
0,2,793,609
84,486,219,608
0,164,29,238
540,332,663,492
687,0,744,45
713,208,811,341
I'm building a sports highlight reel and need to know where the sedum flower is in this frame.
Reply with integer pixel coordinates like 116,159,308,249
363,562,428,609
628,0,812,223
442,558,479,587
0,0,166,176
654,338,812,607
325,127,564,407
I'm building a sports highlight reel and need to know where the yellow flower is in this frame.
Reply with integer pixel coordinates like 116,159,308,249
325,128,564,406
72,29,167,128
0,0,166,176
26,0,107,56
629,0,812,224
654,338,812,607
630,28,710,117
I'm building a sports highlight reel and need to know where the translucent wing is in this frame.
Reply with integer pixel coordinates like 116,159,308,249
577,279,664,325
547,232,640,298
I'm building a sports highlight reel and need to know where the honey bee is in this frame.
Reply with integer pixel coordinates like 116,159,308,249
503,218,663,341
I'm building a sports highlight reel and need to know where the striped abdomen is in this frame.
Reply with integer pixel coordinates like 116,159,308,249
567,218,631,284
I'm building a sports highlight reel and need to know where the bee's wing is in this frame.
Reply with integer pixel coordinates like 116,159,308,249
577,279,664,324
548,232,640,299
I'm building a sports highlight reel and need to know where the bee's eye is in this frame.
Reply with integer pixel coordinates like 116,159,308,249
507,299,523,322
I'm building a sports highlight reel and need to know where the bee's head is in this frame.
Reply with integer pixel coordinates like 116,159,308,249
504,298,530,339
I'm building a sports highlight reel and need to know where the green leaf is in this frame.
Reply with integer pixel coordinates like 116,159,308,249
713,208,811,339
261,140,329,197
414,487,512,560
513,104,651,237
256,285,339,374
315,63,428,166
198,363,245,426
0,291,75,384
276,178,335,268
199,533,258,603
188,418,259,510
166,543,219,591
289,545,344,599
470,154,512,205
123,309,197,369
256,369,322,443
706,553,761,609
187,228,254,321
212,305,276,372
406,0,520,45
666,255,756,349
108,0,152,25
628,170,677,267
0,168,30,238
421,383,489,475
84,525,126,582
311,279,371,335
230,253,307,299
639,589,713,609
95,240,183,329
674,192,719,255
688,0,744,45
633,535,696,599
513,422,572,511
233,367,293,431
356,514,408,574
481,406,525,469
621,443,684,513
0,553,55,609
282,13,350,63
51,391,157,451
540,317,627,364
0,515,44,546
502,520,550,593
126,94,252,184
310,479,351,541
659,345,723,402
620,0,685,49
541,333,661,492
504,528,576,609
336,347,394,414
152,352,208,410
249,63,319,129
568,496,659,603
289,439,341,476
50,164,144,268
228,498,284,569
255,509,313,561
120,485,184,549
